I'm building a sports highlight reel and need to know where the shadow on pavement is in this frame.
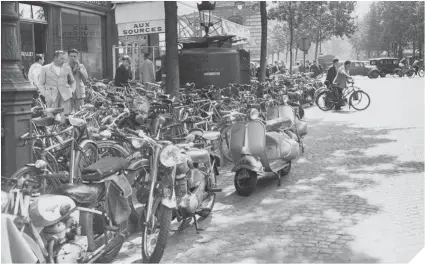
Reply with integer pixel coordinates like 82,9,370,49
116,117,424,264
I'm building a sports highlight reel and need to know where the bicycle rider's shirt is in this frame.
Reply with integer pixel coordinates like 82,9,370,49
333,66,350,89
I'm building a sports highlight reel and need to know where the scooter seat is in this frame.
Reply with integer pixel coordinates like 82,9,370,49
82,157,129,182
186,148,210,164
265,118,293,131
202,131,220,141
58,184,101,205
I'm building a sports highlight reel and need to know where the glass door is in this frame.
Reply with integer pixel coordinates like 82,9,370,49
20,22,34,76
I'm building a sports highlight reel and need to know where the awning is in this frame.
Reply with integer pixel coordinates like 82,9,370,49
114,1,250,42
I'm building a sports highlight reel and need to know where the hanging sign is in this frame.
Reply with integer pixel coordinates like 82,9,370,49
117,20,165,36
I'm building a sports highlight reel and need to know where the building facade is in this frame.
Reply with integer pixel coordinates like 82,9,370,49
17,1,118,79
213,1,261,61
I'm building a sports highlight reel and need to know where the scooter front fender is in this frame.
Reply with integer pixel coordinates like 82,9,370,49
231,155,263,173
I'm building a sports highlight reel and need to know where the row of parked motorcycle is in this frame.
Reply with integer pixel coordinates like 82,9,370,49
1,72,318,263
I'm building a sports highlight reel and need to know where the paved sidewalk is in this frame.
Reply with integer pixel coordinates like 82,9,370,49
113,77,424,263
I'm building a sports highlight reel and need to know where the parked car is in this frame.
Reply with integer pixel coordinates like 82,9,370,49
347,60,369,76
367,57,399,78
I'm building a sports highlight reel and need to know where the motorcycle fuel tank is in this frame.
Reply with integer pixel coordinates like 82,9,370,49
29,195,79,228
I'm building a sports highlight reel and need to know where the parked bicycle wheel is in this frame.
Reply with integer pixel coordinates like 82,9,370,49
220,126,233,162
349,90,370,111
97,140,131,159
33,146,59,173
73,142,99,183
9,166,58,194
315,90,335,111
418,68,424,77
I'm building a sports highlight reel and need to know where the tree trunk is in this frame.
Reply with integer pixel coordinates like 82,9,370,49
164,1,179,98
259,1,267,82
398,40,402,58
289,2,293,76
295,48,298,63
413,39,416,59
277,52,280,60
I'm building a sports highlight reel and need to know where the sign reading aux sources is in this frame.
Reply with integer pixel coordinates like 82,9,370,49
117,20,165,37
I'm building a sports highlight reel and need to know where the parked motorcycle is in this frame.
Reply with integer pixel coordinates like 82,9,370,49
3,154,133,263
229,96,307,196
123,127,221,263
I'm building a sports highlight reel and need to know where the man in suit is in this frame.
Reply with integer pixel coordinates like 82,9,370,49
38,50,75,116
67,49,88,111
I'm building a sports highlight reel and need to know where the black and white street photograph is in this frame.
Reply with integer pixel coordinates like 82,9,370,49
1,0,424,263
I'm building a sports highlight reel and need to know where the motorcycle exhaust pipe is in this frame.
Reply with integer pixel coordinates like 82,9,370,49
86,233,125,263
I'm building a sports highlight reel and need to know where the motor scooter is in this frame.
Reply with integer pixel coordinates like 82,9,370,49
229,96,307,196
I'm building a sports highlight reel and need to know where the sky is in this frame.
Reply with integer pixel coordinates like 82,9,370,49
355,1,373,18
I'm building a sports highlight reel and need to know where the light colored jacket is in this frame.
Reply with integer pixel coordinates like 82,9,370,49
39,63,75,101
67,63,88,99
140,59,155,84
333,65,351,89
28,62,42,88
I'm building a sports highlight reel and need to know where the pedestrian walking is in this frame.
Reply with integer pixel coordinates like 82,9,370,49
140,53,155,84
67,49,88,112
38,50,75,116
114,55,133,87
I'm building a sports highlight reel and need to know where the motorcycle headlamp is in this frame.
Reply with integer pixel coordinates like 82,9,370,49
160,145,187,167
249,108,259,120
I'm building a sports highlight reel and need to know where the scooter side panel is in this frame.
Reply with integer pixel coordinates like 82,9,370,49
230,121,269,169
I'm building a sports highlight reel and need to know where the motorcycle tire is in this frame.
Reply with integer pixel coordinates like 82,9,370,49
141,198,172,263
198,168,218,218
219,126,233,163
234,169,258,197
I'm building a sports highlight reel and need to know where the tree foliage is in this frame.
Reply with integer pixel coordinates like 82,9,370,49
349,1,424,58
268,1,356,72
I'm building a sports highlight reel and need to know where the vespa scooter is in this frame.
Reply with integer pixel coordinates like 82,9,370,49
229,96,307,196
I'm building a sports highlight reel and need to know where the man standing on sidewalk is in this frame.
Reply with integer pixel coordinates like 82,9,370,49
38,50,75,115
67,49,88,111
140,53,155,84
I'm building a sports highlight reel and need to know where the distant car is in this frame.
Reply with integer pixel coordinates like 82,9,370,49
347,60,369,76
367,57,399,78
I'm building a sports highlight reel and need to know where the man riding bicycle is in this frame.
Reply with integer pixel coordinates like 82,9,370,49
332,60,353,109
399,57,410,74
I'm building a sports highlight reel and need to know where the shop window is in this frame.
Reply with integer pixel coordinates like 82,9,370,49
52,7,105,79
19,3,46,21
20,22,34,74
32,5,46,21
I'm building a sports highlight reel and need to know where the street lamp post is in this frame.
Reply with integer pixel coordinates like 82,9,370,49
197,1,216,37
1,1,36,177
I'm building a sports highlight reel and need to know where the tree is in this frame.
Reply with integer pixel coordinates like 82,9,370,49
164,1,179,98
259,1,267,82
268,22,288,62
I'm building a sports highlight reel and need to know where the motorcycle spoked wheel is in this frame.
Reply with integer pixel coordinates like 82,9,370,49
234,169,258,197
141,197,172,263
219,126,233,162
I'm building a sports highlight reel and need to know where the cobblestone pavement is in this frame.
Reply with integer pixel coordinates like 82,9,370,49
113,77,424,263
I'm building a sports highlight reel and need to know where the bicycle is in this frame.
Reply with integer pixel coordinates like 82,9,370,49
315,81,370,111
11,116,99,194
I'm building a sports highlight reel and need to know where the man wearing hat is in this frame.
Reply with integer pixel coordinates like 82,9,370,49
114,55,133,87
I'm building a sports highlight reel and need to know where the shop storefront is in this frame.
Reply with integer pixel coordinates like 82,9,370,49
17,1,117,79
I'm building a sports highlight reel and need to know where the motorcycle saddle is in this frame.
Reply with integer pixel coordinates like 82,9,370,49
32,117,55,127
186,148,210,164
82,157,129,182
58,184,101,205
45,107,64,115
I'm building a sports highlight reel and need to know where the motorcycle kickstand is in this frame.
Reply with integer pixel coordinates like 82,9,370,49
193,215,204,234
277,173,282,187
